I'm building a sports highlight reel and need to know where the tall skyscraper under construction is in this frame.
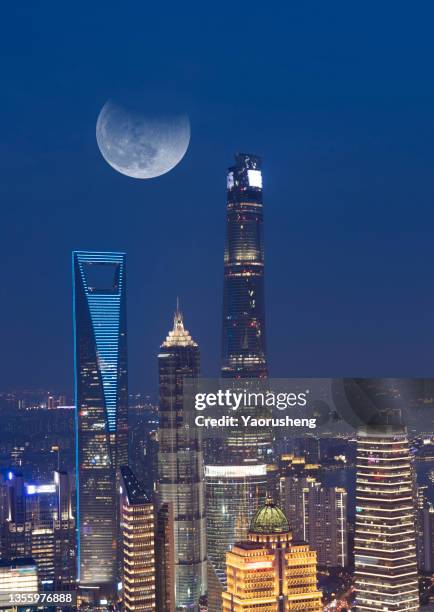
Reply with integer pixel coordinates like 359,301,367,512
73,251,128,601
205,155,271,608
157,306,207,611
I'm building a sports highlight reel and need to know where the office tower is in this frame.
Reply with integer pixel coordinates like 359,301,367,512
221,153,267,380
73,251,128,599
0,473,30,562
52,471,75,591
157,307,207,610
281,472,348,568
0,471,75,591
417,486,434,573
205,464,268,583
25,474,76,591
206,155,271,606
354,427,419,611
119,466,156,612
222,497,322,611
156,503,175,612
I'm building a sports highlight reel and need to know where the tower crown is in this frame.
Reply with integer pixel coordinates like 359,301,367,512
249,497,290,535
161,300,198,348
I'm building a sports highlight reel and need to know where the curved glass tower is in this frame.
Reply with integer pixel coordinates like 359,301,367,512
157,307,207,611
73,251,128,600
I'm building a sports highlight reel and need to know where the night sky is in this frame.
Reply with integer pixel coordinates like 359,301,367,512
1,3,434,395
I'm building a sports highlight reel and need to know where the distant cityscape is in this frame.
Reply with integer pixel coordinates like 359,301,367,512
1,155,434,611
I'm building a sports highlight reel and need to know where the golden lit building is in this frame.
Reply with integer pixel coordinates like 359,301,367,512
222,497,322,611
120,466,156,612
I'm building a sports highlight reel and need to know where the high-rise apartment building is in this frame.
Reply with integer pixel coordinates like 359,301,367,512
73,251,128,599
222,497,322,611
282,473,347,568
157,307,207,610
206,155,271,606
120,466,155,612
354,427,419,610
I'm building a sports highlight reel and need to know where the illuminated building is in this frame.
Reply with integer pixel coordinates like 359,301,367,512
206,155,271,607
0,558,38,602
73,251,128,599
156,503,175,612
281,467,348,567
354,427,419,610
120,466,155,612
0,471,75,591
26,472,75,591
0,473,29,562
157,306,207,610
416,485,434,572
221,153,267,380
205,464,268,586
222,497,322,611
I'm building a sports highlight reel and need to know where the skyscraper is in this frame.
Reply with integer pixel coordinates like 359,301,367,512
221,153,267,381
120,466,156,612
281,471,348,568
222,497,322,611
73,251,128,600
156,502,176,612
354,427,419,610
0,471,75,592
0,472,29,562
417,486,434,573
157,306,207,610
26,472,75,591
206,155,271,606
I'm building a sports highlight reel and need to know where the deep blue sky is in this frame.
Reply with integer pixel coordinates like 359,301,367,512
1,3,434,395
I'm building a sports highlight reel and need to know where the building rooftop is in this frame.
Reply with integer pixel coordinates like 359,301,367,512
161,301,197,348
120,466,150,505
249,497,290,534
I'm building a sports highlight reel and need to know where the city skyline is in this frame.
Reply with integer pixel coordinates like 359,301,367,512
2,5,434,610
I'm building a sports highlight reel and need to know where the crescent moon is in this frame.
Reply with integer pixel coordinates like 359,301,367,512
96,101,190,179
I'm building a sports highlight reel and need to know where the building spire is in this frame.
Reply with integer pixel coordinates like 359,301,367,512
162,299,197,348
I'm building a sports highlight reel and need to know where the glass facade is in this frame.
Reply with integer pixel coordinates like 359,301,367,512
354,427,419,610
0,471,75,592
157,308,207,610
73,251,128,596
222,153,267,380
205,465,268,583
206,156,272,603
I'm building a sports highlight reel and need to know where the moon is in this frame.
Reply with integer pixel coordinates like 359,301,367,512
96,101,190,179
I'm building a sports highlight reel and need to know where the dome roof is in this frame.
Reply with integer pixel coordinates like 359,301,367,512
250,497,290,534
